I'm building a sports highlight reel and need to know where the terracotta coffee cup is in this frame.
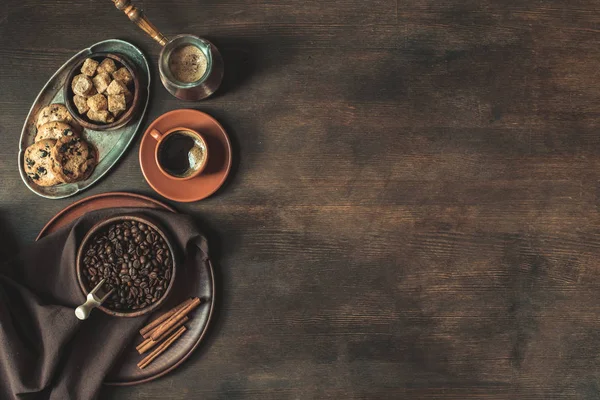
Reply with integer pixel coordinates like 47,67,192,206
150,126,209,181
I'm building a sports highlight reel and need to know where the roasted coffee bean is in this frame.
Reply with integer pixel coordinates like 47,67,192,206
81,219,173,313
137,245,150,257
146,232,158,244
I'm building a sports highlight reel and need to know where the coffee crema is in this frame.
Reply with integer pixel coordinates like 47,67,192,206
157,131,206,178
168,45,208,83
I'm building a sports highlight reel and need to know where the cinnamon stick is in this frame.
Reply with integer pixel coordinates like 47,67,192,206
136,338,151,354
137,326,187,369
150,297,200,341
136,316,189,354
139,298,193,338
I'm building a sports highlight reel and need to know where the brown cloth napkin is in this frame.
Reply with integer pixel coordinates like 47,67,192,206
0,208,209,400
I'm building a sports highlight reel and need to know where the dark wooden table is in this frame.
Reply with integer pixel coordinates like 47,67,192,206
1,0,600,398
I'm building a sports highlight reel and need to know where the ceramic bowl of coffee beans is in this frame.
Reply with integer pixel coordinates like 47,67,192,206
76,215,177,317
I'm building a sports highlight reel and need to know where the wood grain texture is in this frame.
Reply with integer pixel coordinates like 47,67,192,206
1,0,600,399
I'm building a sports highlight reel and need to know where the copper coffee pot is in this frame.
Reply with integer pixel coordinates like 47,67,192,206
111,0,224,101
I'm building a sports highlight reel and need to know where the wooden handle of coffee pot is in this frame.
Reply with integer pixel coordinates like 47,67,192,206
111,0,168,46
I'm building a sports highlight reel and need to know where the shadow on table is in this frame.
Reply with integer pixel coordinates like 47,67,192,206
0,211,20,262
203,36,257,99
205,35,298,99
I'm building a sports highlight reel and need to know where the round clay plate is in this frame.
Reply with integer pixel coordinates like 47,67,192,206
139,109,232,202
36,192,215,386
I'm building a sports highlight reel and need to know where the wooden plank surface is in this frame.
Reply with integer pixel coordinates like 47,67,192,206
1,0,600,398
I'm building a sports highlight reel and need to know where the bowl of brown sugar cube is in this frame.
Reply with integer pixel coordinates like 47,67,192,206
64,52,141,131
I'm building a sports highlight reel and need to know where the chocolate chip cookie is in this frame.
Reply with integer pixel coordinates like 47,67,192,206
23,139,62,187
35,121,78,142
51,136,97,183
36,104,74,129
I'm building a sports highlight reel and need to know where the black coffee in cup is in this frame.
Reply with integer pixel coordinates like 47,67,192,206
157,130,207,178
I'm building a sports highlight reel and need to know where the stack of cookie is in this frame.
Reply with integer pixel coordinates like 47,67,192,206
24,103,97,187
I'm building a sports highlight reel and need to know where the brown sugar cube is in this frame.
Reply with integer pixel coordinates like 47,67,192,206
87,86,98,97
106,79,130,96
71,74,94,96
73,95,90,114
108,94,127,117
112,67,133,86
87,109,111,123
92,72,111,94
81,58,99,77
97,58,117,74
87,94,108,112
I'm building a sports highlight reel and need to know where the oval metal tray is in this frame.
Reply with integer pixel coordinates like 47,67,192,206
18,39,150,199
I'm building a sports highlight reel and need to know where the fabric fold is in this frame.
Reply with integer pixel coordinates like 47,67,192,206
0,208,208,400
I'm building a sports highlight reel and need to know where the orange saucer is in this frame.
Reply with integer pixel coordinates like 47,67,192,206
139,109,232,202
